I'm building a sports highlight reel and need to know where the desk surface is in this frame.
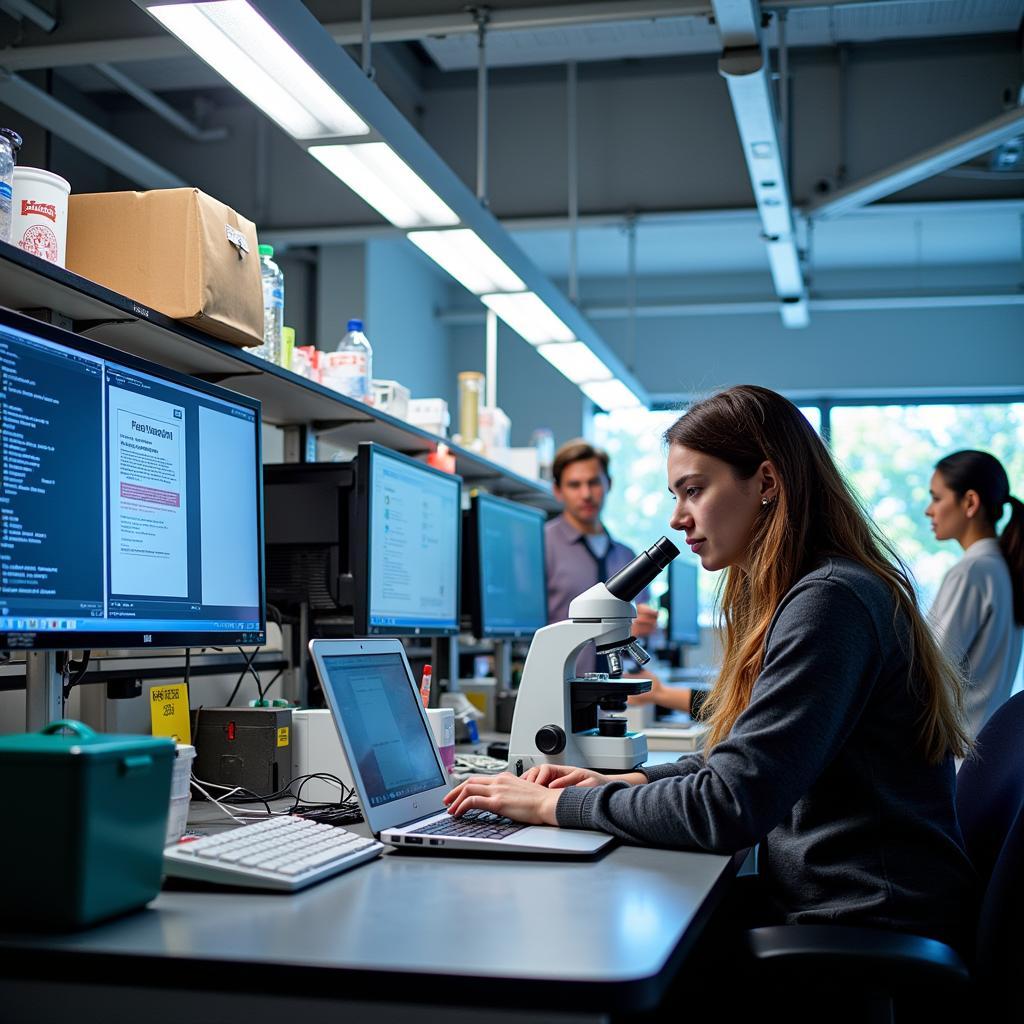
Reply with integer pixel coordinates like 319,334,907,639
0,824,735,1014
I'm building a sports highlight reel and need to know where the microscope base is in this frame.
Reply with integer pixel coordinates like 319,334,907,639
508,731,648,775
575,731,648,771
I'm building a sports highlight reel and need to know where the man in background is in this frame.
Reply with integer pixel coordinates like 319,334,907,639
544,439,697,713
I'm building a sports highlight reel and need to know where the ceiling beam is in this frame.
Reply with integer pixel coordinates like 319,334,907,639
0,70,186,189
0,0,940,71
439,290,1024,326
806,106,1024,220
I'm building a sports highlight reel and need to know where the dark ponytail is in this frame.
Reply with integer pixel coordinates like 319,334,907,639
1002,496,1024,626
934,450,1023,625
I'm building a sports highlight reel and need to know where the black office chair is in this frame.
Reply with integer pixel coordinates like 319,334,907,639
743,690,1024,1023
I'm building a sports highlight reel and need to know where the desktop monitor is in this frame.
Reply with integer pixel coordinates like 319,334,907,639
353,444,461,637
0,306,265,650
264,443,462,637
462,492,547,639
667,559,700,647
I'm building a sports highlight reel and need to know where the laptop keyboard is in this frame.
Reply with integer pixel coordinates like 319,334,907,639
411,809,526,841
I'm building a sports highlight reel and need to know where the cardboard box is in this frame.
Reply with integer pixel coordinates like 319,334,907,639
66,188,264,348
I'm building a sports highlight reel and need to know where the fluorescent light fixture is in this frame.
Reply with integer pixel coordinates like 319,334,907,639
536,342,613,384
149,2,368,139
581,379,643,411
764,238,804,299
408,229,524,294
780,297,810,329
481,292,575,346
308,142,458,229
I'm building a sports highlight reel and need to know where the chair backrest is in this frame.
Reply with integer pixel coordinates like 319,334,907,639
955,689,1024,993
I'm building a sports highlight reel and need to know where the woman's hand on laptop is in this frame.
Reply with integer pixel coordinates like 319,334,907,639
443,773,561,826
523,763,613,789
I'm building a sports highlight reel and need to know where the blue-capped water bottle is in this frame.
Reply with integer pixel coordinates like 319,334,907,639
333,318,373,402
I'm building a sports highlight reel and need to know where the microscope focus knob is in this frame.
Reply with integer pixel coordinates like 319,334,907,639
535,725,566,756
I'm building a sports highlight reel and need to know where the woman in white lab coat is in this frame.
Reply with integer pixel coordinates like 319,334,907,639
926,449,1024,739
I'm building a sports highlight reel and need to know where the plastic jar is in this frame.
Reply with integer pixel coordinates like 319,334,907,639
458,371,485,444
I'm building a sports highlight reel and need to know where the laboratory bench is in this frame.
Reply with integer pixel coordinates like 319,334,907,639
0,756,740,1024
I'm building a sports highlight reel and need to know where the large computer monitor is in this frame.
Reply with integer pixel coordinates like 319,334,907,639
0,306,265,650
462,492,547,639
264,443,462,637
667,559,700,647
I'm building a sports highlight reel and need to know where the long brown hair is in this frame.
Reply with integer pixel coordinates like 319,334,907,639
665,385,970,763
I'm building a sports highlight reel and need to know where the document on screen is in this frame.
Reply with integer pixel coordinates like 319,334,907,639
107,387,188,597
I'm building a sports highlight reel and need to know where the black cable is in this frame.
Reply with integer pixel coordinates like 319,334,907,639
67,650,91,688
261,667,284,698
240,645,264,702
184,647,191,689
225,647,261,706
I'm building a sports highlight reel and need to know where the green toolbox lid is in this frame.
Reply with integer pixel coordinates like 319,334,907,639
0,720,175,760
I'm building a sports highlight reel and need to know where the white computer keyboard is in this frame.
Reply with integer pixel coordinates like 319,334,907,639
163,814,384,891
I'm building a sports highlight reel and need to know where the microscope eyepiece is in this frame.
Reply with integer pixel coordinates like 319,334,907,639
606,536,679,602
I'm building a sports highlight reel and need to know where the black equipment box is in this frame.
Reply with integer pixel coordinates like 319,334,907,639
192,707,292,798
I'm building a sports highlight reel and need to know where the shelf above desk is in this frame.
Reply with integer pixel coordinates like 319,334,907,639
0,243,558,512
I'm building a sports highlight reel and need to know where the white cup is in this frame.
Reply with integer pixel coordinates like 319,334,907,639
426,707,455,772
12,166,71,266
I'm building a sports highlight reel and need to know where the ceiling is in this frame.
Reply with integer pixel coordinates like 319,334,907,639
420,0,1024,70
507,201,1024,280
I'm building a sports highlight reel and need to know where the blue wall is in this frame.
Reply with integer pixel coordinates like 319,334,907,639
365,239,454,403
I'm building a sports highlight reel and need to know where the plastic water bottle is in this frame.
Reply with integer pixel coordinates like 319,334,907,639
332,319,373,402
258,244,284,364
0,128,22,244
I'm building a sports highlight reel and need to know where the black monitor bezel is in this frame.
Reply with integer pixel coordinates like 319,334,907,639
0,304,266,651
352,442,462,637
667,558,700,647
464,491,548,640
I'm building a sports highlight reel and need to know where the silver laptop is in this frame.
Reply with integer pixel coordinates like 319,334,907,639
309,638,613,856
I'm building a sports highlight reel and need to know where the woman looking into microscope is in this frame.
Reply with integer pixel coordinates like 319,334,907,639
445,384,975,953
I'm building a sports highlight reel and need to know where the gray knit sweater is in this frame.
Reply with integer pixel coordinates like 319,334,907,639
556,558,976,947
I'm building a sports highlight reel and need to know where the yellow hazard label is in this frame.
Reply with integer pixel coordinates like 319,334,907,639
149,683,191,744
277,726,290,747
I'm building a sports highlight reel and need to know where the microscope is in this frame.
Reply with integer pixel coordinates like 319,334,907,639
508,537,679,775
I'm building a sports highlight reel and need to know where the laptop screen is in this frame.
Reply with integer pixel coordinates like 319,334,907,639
319,652,445,807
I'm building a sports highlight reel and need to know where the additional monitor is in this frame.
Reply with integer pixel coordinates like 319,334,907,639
0,306,265,650
667,559,700,647
264,443,462,637
463,492,547,639
355,444,461,636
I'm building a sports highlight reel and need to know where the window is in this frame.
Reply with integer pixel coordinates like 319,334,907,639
593,400,1024,630
830,402,1024,608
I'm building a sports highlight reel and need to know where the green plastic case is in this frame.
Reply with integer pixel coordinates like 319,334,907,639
0,720,175,929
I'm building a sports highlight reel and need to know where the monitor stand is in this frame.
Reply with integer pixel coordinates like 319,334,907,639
26,651,62,731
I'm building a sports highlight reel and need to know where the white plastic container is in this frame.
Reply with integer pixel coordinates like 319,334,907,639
407,397,450,437
12,166,71,266
371,378,410,419
165,743,195,845
426,707,455,774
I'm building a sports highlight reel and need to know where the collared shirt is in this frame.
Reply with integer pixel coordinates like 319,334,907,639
930,537,1023,739
544,513,649,675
